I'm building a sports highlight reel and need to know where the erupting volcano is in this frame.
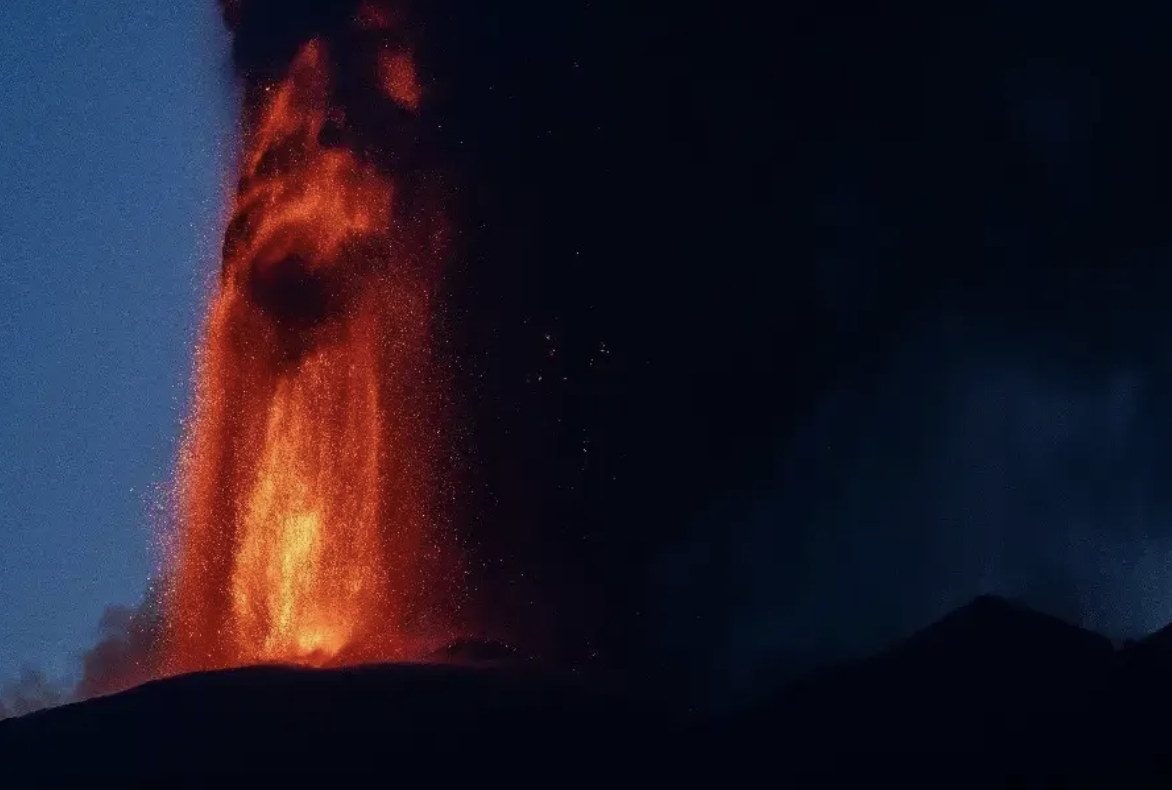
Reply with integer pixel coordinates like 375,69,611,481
161,0,460,675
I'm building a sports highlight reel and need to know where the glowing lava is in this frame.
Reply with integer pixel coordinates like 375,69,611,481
161,8,457,675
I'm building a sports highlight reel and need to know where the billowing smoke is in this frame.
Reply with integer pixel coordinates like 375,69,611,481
75,586,163,701
0,588,160,720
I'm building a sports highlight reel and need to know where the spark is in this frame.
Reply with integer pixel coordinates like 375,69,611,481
161,6,460,675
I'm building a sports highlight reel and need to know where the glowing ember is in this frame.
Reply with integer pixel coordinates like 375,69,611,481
161,5,458,674
378,51,421,110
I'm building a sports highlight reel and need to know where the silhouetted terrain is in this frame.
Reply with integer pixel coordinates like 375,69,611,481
7,598,1172,782
0,659,673,781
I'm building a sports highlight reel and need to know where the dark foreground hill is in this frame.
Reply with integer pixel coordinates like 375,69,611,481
0,659,677,781
7,599,1172,783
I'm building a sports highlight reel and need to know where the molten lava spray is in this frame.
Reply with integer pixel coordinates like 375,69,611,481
161,1,459,674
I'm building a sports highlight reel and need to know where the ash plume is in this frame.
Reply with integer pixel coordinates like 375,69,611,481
220,0,371,72
0,587,161,720
638,0,1172,713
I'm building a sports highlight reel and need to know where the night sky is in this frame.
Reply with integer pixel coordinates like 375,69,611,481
6,0,1172,713
0,2,231,687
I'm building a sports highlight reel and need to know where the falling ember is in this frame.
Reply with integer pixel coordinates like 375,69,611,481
161,2,459,674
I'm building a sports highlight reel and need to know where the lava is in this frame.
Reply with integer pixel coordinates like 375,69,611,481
161,3,458,675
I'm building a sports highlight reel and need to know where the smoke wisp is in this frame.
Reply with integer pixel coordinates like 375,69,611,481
0,588,161,720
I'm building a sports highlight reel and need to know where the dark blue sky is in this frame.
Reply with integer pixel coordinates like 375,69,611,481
0,2,233,684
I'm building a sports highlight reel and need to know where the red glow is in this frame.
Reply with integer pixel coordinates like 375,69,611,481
378,50,421,110
161,13,458,675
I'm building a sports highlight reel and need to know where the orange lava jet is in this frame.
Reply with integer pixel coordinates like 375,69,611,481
161,8,458,675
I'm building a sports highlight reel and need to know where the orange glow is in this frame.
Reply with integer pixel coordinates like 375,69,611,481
161,12,458,675
378,51,421,110
229,327,382,664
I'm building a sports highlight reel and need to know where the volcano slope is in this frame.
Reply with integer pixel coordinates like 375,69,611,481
7,598,1172,782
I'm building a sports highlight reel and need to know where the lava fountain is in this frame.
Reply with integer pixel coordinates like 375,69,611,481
161,1,459,675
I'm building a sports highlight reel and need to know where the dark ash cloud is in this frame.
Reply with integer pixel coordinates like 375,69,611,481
651,319,1172,711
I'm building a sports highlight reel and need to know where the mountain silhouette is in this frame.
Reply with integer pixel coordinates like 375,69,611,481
6,597,1172,782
